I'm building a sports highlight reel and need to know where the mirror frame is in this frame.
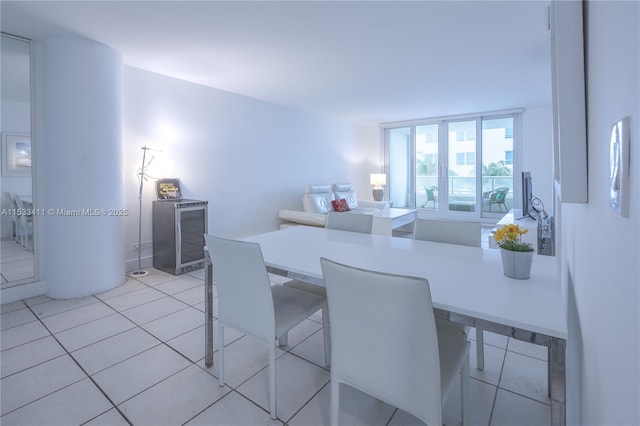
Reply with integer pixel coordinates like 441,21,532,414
1,32,37,289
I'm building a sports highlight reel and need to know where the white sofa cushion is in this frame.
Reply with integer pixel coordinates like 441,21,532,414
332,183,352,192
306,184,332,193
332,183,358,209
303,184,335,214
278,209,327,227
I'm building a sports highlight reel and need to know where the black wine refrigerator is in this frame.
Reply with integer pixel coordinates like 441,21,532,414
152,199,208,275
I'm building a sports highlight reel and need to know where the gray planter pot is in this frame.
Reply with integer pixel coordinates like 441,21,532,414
500,248,534,279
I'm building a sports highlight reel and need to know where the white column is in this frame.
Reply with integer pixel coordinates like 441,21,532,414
41,38,125,299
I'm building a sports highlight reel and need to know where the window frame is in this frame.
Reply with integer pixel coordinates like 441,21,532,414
382,110,523,221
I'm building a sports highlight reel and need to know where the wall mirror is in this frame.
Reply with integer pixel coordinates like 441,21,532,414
1,33,35,288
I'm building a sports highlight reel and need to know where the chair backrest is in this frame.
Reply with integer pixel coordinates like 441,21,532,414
4,192,17,214
495,187,509,203
13,193,25,209
302,184,335,214
204,234,275,341
325,211,373,234
320,258,443,426
425,185,437,200
12,194,30,227
413,218,481,247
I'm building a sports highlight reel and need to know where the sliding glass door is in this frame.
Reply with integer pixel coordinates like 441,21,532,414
481,117,514,214
388,127,412,208
386,112,518,220
416,124,439,211
447,121,477,215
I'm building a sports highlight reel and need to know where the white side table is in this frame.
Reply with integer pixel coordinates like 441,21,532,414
491,209,538,249
371,208,417,236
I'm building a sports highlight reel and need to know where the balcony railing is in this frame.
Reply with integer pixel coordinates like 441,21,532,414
416,175,513,212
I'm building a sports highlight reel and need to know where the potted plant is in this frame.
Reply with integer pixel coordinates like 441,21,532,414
494,224,534,279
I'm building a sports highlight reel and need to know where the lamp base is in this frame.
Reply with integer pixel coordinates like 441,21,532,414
372,188,384,202
129,270,149,278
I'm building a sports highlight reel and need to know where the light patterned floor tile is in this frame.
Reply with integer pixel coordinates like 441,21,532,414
499,351,549,404
490,389,551,426
1,335,66,379
119,365,231,425
29,296,100,318
39,302,116,334
0,378,112,426
84,408,129,426
186,391,282,426
120,295,189,325
71,327,161,375
101,287,166,311
237,352,330,422
0,320,50,350
0,355,86,416
54,313,136,352
91,344,190,405
289,381,395,426
212,334,287,388
140,306,204,342
1,307,37,330
154,274,205,295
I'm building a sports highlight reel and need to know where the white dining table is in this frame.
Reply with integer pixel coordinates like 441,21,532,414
203,226,567,425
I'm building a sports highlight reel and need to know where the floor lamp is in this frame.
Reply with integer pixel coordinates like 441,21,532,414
130,146,159,278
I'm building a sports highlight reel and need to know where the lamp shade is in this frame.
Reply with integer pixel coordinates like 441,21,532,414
370,173,387,188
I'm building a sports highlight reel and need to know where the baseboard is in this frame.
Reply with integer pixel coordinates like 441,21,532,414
125,255,154,273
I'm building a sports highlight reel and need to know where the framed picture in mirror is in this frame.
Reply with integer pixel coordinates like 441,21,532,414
2,133,31,176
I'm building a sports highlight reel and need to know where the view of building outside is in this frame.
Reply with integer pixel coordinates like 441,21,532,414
416,124,438,209
413,117,514,213
481,117,513,213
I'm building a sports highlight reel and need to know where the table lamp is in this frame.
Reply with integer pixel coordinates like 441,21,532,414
370,173,386,201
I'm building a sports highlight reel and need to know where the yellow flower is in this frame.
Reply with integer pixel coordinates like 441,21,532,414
494,224,533,252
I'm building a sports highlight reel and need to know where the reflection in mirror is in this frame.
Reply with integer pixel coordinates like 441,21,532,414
1,33,35,287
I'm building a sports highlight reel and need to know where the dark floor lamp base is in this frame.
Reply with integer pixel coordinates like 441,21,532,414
129,270,149,278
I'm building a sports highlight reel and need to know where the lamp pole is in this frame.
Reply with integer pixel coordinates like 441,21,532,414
130,146,153,277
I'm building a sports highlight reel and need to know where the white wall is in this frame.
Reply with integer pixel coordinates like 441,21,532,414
123,67,379,270
522,104,553,212
563,2,639,424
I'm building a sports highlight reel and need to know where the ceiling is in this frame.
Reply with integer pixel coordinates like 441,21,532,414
1,1,552,125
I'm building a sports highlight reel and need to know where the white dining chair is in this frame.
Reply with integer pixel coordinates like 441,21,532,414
282,210,372,339
320,257,470,426
413,218,486,370
204,234,331,420
325,211,373,234
4,192,18,241
13,193,33,250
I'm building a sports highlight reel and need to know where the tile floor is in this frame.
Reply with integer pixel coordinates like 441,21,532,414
1,267,551,426
1,238,35,284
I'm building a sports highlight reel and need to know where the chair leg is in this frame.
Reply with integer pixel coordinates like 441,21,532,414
461,352,470,425
322,305,331,367
278,332,288,347
269,344,277,419
330,376,340,426
217,322,225,386
476,328,485,370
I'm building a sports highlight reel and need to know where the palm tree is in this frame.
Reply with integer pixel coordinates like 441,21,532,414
483,160,512,176
416,154,437,176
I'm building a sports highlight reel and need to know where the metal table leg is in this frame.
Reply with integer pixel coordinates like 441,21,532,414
204,249,214,367
434,308,567,426
549,337,567,426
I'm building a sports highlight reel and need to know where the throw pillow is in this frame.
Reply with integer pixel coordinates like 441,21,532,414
331,198,351,212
